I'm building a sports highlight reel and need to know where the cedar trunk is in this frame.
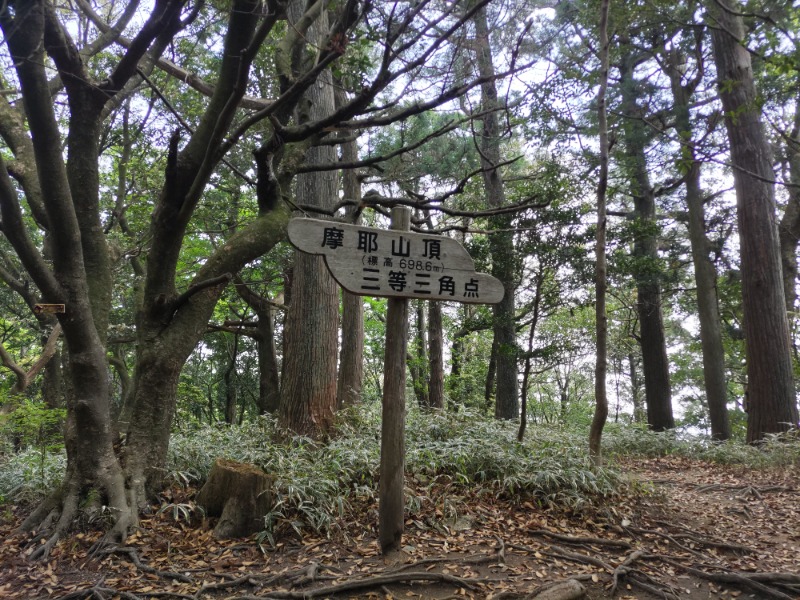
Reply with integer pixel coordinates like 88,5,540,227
336,120,364,410
279,1,340,436
708,0,799,441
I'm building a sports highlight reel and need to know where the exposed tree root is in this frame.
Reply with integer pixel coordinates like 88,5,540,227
624,525,713,559
257,571,478,598
97,545,194,583
651,520,754,553
527,528,632,549
694,483,794,496
19,464,136,561
652,555,800,600
25,480,80,561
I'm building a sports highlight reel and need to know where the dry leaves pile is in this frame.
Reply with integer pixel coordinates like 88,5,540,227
0,456,797,600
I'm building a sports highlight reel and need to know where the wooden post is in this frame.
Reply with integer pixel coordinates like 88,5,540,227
379,206,410,554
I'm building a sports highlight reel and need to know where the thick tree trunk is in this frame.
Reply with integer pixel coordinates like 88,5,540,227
708,0,799,441
473,4,518,420
125,210,290,501
278,1,339,436
619,54,674,432
666,47,731,440
2,3,129,557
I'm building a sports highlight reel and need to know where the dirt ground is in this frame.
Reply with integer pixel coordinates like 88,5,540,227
0,456,798,600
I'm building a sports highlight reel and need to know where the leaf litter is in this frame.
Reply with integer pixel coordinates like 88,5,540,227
0,455,797,600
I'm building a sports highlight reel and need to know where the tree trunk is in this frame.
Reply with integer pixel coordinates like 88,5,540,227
336,121,364,410
411,301,430,408
257,307,281,415
279,1,339,436
619,53,674,432
2,3,129,557
427,301,445,410
223,333,239,425
707,0,799,441
473,4,518,420
519,269,545,442
665,45,730,440
778,103,800,317
234,279,281,415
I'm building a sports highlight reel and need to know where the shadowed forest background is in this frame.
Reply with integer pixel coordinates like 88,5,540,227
0,0,799,598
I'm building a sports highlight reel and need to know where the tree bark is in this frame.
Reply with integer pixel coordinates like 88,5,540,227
279,1,340,436
707,0,799,441
778,103,800,317
196,458,273,539
665,43,730,440
411,301,430,408
473,4,518,420
223,332,239,425
428,301,445,410
619,51,674,432
1,1,142,554
336,118,364,410
257,308,282,415
234,278,281,415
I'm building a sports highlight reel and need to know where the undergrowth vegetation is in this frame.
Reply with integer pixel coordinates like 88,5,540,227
165,404,625,543
2,401,798,542
603,423,800,467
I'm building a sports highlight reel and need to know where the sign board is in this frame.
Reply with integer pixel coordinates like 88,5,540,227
33,304,65,314
287,218,504,304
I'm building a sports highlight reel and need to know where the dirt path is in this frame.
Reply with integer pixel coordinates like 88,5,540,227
0,456,798,599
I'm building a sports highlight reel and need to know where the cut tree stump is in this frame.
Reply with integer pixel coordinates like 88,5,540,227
195,458,273,539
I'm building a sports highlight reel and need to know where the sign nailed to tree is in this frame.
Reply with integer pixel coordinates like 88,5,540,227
288,218,504,304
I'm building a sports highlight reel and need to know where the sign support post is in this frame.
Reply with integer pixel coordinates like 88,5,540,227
378,206,410,554
287,209,503,555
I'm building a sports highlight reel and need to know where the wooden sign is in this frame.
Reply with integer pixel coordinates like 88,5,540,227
33,304,65,314
288,218,504,304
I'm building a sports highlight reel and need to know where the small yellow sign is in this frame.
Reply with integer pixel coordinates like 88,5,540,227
33,304,66,314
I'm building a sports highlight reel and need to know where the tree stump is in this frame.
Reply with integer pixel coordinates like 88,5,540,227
195,458,273,539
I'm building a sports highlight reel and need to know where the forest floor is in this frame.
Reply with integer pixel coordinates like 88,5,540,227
0,455,798,600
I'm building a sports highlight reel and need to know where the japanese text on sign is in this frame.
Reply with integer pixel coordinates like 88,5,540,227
288,218,504,304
